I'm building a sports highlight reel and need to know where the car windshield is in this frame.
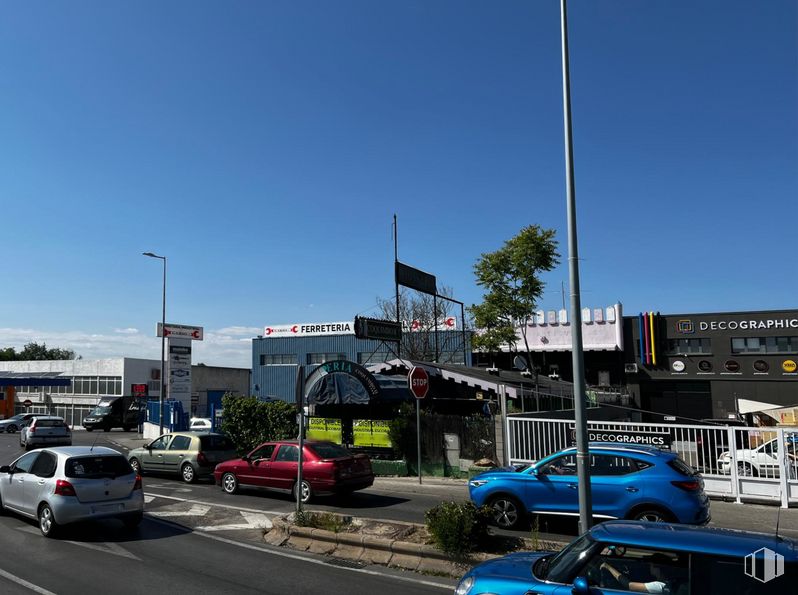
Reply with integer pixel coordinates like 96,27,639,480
34,419,66,428
65,455,133,478
310,443,352,459
537,533,598,583
90,406,112,416
199,435,234,451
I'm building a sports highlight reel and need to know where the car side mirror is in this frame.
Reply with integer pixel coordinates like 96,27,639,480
571,576,590,595
532,467,539,476
0,465,10,474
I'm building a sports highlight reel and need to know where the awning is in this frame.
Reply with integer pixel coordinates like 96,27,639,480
0,372,71,387
737,398,782,415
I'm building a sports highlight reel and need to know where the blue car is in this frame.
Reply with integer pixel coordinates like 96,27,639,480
469,444,710,529
455,521,798,595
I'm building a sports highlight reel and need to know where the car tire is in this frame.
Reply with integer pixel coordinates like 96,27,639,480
85,427,93,432
221,472,239,494
38,503,59,538
181,463,196,484
6,424,17,434
129,458,142,475
487,495,524,530
630,507,673,523
123,426,133,432
122,513,143,530
293,480,313,504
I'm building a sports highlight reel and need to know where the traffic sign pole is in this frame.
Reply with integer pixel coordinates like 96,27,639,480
407,366,429,485
416,399,421,485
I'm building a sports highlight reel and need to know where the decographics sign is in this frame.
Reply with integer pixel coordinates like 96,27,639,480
570,428,671,447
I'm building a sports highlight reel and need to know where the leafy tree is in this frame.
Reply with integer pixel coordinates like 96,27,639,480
0,342,78,361
220,394,298,454
469,225,560,367
376,286,461,363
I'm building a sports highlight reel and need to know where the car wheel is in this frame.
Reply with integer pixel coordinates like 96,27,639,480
38,503,59,537
181,463,196,484
129,458,142,474
85,427,93,432
737,462,757,477
7,424,17,434
293,480,313,504
488,495,524,530
122,513,143,530
632,508,672,523
221,472,239,494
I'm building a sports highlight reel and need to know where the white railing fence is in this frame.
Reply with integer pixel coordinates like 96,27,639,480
506,416,798,507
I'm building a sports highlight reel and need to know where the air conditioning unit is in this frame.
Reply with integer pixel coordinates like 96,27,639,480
624,363,639,374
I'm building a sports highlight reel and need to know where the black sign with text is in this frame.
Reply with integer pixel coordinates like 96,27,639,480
570,428,672,448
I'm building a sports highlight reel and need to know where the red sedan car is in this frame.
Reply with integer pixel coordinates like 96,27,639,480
213,440,374,503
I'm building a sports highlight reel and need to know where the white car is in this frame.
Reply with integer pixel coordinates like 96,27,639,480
718,435,798,478
189,418,212,432
19,416,72,450
0,446,144,537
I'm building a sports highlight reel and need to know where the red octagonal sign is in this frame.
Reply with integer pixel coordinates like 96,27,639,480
408,366,429,399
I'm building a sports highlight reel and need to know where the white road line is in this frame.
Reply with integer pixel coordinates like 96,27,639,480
194,511,272,531
149,504,211,518
144,491,285,515
147,516,453,591
0,567,58,595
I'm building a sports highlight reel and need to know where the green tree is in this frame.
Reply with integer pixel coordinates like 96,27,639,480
0,342,78,361
469,225,560,366
220,394,297,454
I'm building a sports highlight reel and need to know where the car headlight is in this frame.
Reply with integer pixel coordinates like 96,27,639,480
719,452,730,461
455,576,474,595
469,479,490,488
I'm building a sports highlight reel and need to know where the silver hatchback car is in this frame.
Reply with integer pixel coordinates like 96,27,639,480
0,446,144,537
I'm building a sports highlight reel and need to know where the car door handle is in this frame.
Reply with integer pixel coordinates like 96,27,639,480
626,487,639,492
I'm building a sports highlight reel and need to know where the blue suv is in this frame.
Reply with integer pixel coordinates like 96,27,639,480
456,521,797,595
468,444,710,529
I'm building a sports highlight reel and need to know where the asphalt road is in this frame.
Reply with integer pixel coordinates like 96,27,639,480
0,431,454,595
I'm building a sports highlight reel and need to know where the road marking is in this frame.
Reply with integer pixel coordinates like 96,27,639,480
0,567,57,595
195,511,272,531
147,516,453,591
149,504,211,518
144,495,156,503
14,526,141,561
143,491,285,515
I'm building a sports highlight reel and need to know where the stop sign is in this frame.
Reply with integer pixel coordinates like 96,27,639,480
408,366,429,399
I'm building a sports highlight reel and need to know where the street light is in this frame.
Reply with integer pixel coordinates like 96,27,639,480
143,252,167,434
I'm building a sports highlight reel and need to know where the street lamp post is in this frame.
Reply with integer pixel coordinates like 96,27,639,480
143,252,167,434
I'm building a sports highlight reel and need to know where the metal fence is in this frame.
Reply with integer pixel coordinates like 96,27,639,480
506,416,798,507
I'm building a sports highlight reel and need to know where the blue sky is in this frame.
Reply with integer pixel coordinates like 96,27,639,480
1,1,796,368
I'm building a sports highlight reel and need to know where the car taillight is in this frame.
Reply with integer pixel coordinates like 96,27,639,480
197,451,208,466
28,427,36,435
672,480,701,491
133,475,142,490
55,479,77,497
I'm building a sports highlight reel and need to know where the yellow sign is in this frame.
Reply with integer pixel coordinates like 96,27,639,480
353,419,392,448
783,360,797,373
307,418,342,443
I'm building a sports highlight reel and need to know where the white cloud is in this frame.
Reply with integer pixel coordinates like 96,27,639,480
0,326,252,369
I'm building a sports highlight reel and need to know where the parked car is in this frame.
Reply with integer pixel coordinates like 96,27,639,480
188,418,213,432
19,416,72,450
213,440,374,503
718,433,798,477
0,446,144,537
694,418,749,472
454,520,797,595
468,443,710,529
0,413,37,434
128,432,237,483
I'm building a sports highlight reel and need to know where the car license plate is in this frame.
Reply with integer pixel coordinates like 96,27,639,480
92,503,122,514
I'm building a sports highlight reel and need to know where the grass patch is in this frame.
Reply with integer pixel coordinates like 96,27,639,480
294,511,350,533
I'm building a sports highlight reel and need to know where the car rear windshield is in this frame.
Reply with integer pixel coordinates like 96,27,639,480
668,457,696,476
199,435,235,451
34,419,66,428
309,443,352,459
65,455,133,478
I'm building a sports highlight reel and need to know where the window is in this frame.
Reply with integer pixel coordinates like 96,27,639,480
30,452,57,478
149,435,171,450
732,336,798,354
309,443,351,459
250,444,276,460
357,351,392,365
307,353,347,365
539,454,578,475
691,554,796,594
169,435,192,450
199,435,235,451
260,354,296,365
275,445,302,462
590,455,637,476
12,452,39,474
66,455,132,478
665,338,712,355
580,545,688,593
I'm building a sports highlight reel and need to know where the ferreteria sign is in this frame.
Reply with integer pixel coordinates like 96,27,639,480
570,427,672,448
699,317,798,331
263,321,354,338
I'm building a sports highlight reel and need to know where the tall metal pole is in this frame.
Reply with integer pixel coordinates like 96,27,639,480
560,0,592,533
144,252,167,435
394,214,401,359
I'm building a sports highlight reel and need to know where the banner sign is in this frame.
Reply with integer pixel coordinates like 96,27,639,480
395,261,437,295
570,427,672,448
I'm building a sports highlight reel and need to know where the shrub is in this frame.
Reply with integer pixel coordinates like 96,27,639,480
425,501,492,557
221,394,298,454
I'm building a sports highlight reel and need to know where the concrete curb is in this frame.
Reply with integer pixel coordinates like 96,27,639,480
264,515,568,578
